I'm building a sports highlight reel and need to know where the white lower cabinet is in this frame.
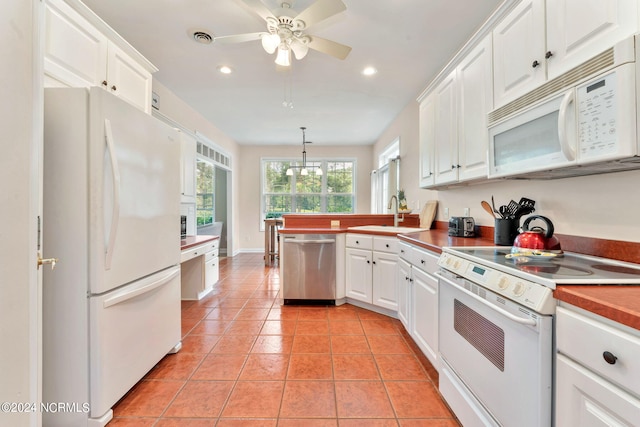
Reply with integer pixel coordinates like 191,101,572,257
397,258,412,328
180,238,220,300
555,304,640,426
398,242,439,369
345,234,398,311
411,266,438,366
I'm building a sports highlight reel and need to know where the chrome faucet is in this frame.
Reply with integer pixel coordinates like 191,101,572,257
387,195,404,227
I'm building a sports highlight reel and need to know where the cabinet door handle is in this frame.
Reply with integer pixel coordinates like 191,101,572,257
532,59,540,68
545,51,553,59
603,351,618,365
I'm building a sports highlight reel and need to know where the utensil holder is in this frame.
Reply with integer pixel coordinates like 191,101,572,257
494,218,519,246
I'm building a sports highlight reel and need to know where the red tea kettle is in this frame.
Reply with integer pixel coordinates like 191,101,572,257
512,215,562,252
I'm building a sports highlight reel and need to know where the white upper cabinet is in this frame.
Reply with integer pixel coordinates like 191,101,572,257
457,35,493,182
546,0,639,80
493,0,546,108
418,34,493,188
494,0,638,108
179,131,197,204
106,43,154,113
418,94,436,188
44,0,157,113
433,70,458,186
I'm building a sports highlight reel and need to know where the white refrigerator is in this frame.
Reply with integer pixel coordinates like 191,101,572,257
43,87,182,426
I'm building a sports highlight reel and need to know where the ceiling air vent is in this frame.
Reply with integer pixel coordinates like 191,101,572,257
192,31,213,44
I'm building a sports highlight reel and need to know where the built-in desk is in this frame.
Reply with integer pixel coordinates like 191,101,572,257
180,235,220,300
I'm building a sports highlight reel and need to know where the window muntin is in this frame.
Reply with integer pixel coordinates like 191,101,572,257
262,159,356,223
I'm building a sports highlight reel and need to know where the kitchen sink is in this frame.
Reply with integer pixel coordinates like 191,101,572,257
347,225,428,234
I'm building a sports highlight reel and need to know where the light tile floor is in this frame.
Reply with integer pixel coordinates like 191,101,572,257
108,253,461,426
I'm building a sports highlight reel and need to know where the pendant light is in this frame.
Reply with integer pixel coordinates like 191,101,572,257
286,127,323,176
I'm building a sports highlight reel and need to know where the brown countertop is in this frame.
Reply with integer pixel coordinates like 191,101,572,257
180,235,219,251
554,285,640,331
278,216,640,330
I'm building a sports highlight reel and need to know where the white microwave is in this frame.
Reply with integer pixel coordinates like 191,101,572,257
488,36,640,179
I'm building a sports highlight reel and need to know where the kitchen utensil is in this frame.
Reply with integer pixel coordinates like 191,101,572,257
506,200,519,217
481,201,496,218
499,205,510,218
518,197,536,209
491,196,502,218
512,215,562,253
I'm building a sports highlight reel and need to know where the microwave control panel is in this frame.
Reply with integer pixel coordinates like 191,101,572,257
577,71,618,157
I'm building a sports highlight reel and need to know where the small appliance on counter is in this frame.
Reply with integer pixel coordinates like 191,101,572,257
181,215,187,239
448,217,475,237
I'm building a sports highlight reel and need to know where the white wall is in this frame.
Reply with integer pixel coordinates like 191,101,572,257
373,101,640,243
151,81,240,254
238,144,373,251
373,100,438,212
1,1,41,426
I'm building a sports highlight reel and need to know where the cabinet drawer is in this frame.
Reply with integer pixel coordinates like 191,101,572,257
412,247,439,274
346,234,373,250
373,236,398,253
202,239,220,252
205,249,219,262
557,306,640,395
398,242,412,261
180,246,205,263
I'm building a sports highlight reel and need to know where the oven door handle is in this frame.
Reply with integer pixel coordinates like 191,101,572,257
435,271,537,327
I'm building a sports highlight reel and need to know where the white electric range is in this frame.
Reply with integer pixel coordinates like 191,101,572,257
436,246,640,427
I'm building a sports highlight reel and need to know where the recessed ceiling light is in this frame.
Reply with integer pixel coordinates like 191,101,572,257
218,65,233,74
362,66,377,76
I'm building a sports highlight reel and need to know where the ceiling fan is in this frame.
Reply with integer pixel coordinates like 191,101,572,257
214,0,351,66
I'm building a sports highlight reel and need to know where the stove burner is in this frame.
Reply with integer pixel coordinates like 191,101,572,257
591,264,640,276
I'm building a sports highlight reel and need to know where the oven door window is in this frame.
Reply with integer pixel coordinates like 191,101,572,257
454,299,505,371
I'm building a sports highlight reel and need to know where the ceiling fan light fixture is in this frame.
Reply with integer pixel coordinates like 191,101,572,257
275,45,291,66
261,33,281,54
291,37,310,60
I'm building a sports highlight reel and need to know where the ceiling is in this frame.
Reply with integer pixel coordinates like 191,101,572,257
82,0,504,146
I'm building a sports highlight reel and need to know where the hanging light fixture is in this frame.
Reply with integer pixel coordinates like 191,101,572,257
286,127,323,176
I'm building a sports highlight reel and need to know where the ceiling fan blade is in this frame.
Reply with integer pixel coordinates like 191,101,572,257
214,32,265,44
238,0,276,21
307,36,351,60
293,0,346,29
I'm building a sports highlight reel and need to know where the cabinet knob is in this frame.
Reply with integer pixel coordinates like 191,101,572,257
421,259,425,264
602,351,618,365
367,260,371,264
111,85,117,91
385,244,389,248
356,240,359,244
101,80,108,87
545,51,554,59
372,261,376,265
532,60,540,68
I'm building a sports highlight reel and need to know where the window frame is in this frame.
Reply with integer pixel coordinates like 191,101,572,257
261,157,357,229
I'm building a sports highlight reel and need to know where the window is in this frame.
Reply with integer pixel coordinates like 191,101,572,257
372,138,400,213
262,159,356,223
196,159,214,228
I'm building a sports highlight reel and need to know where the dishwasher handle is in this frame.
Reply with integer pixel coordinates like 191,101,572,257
284,238,336,244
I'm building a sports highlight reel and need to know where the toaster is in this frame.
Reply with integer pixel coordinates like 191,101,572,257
448,217,475,237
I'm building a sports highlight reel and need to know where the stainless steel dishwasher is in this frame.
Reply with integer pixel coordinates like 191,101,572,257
282,234,336,304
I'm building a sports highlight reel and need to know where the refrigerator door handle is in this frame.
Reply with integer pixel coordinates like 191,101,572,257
104,118,121,270
103,267,180,308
